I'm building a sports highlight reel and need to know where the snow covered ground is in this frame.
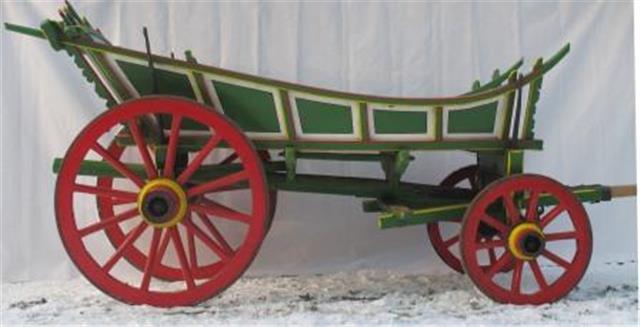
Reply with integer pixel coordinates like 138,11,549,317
1,259,637,325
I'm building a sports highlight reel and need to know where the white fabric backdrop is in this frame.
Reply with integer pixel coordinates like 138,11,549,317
1,1,636,282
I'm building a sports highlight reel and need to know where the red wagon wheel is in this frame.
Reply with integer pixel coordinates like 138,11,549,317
459,174,592,304
426,165,479,273
55,96,269,307
96,143,278,281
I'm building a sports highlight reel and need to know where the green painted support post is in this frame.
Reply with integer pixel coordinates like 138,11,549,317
505,150,524,175
185,50,214,106
284,146,296,181
522,58,544,140
381,150,413,194
501,71,518,140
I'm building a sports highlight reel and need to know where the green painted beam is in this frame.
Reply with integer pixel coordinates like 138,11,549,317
289,151,392,162
117,133,544,152
267,172,474,204
377,183,610,229
4,23,45,39
52,158,286,181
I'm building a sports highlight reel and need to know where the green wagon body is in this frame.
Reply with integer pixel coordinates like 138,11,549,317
7,14,557,152
4,8,605,228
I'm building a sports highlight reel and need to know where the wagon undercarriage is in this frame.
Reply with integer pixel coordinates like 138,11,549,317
51,143,626,231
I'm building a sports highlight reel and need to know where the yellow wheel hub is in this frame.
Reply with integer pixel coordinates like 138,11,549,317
507,222,545,261
137,178,188,228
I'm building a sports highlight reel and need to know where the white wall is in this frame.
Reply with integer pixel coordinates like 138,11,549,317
1,1,635,282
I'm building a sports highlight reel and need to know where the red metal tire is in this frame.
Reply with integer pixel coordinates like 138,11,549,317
459,174,592,304
96,144,278,281
55,96,270,307
426,165,479,273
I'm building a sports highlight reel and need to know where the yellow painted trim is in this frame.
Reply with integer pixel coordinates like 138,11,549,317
505,150,523,176
379,203,469,220
137,178,188,228
413,203,469,215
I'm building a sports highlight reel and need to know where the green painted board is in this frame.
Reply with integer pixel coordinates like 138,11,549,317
296,98,353,134
373,110,427,134
447,101,498,134
116,60,209,130
212,80,281,133
116,60,196,99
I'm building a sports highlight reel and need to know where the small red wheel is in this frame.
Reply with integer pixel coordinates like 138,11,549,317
427,165,479,273
56,96,270,307
460,174,592,304
95,143,278,282
427,166,514,274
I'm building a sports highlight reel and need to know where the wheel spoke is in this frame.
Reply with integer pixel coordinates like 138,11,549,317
183,218,233,261
511,260,524,293
479,214,509,235
541,249,572,269
196,212,234,254
545,231,577,241
525,190,540,221
153,229,172,271
502,193,520,225
140,228,162,291
78,208,139,237
475,238,505,250
540,204,566,228
485,252,512,278
92,142,145,187
192,199,251,224
488,247,497,264
177,134,222,184
187,171,249,197
169,227,196,290
468,176,480,191
128,119,157,180
186,215,198,269
102,221,147,272
219,152,238,165
529,259,548,290
163,115,183,178
443,235,459,248
74,184,138,202
110,198,137,206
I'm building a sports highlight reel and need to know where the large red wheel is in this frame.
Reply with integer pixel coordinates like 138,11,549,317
426,165,479,273
95,143,278,282
55,96,270,307
460,174,592,304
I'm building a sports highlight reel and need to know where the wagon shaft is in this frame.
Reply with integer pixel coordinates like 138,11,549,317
378,183,634,229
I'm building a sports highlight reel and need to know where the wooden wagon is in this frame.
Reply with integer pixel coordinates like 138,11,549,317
5,2,636,307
